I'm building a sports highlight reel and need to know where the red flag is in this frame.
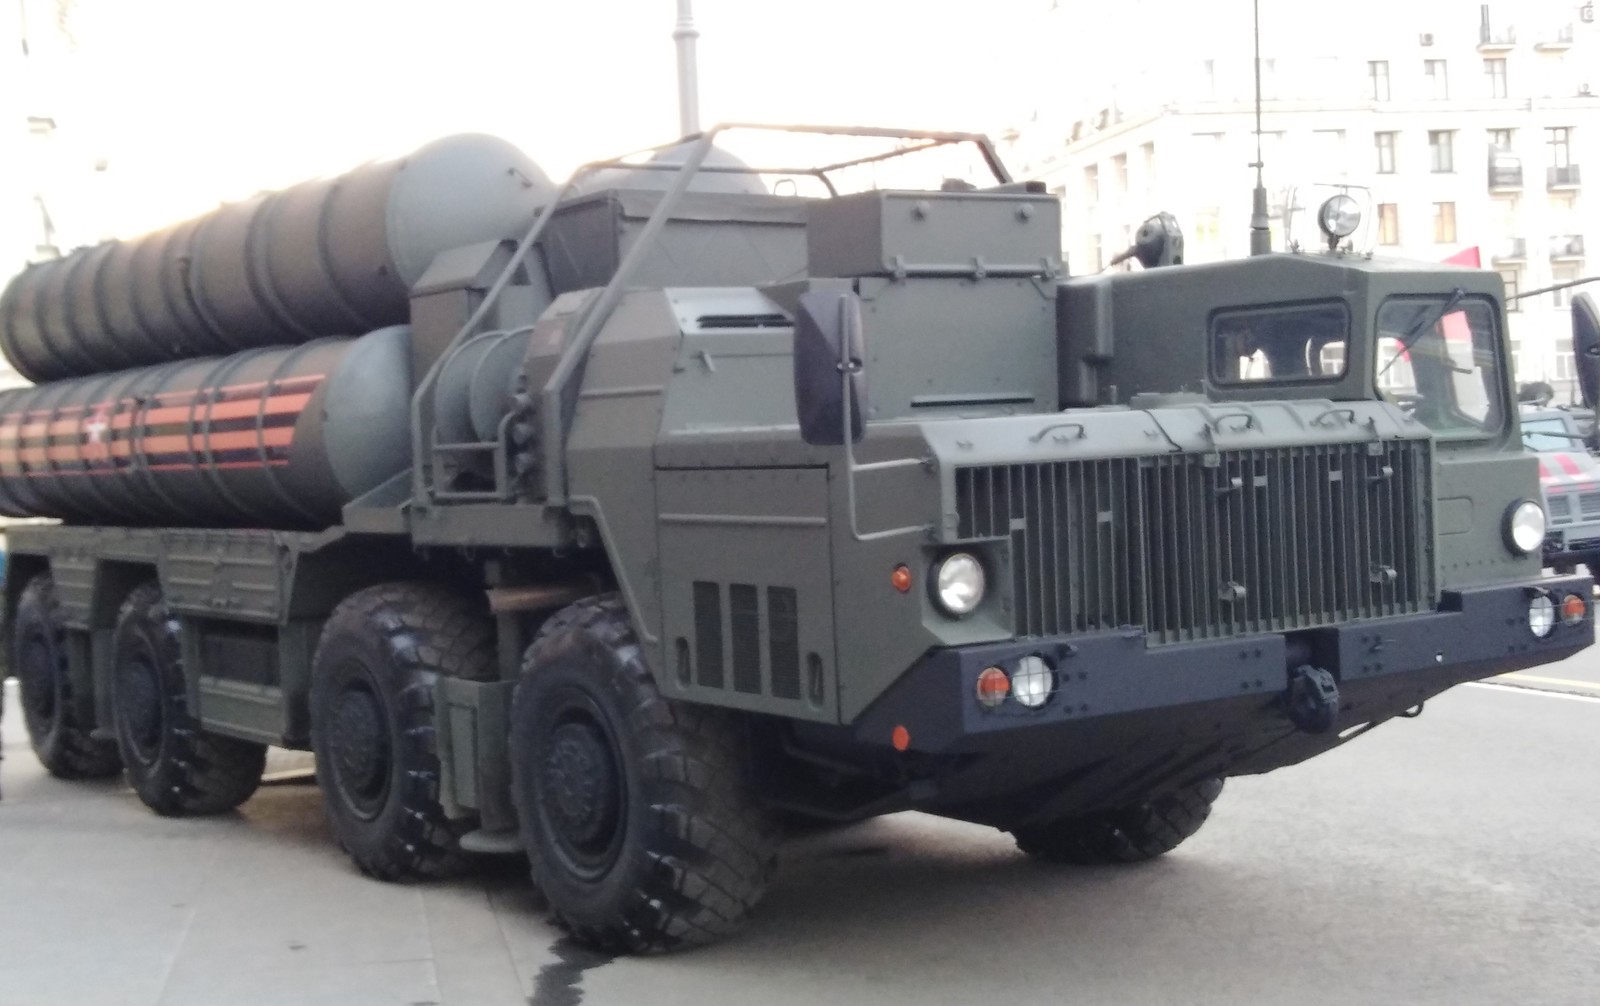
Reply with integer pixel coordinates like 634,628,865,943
1443,246,1482,267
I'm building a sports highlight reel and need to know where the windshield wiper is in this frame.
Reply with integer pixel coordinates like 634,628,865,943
1375,287,1467,381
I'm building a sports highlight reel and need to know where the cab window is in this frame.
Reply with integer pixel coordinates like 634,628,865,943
1211,302,1350,384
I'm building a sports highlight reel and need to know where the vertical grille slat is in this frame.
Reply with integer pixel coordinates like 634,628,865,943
954,440,1434,644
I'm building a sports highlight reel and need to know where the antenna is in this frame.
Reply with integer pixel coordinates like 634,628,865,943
1248,0,1272,255
673,0,701,137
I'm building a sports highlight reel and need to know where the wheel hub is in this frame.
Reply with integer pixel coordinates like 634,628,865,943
542,720,621,854
328,685,389,807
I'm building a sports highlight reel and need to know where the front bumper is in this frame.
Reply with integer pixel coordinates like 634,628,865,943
854,576,1592,767
1543,529,1600,569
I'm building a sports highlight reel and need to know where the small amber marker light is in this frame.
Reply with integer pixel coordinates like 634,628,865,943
1561,593,1587,625
891,725,911,751
975,666,1010,709
891,565,913,593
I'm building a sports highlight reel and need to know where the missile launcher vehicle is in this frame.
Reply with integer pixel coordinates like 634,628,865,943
0,125,1591,952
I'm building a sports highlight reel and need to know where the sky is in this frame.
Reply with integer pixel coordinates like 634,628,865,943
20,0,1050,238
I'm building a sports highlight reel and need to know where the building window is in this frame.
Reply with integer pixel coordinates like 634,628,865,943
1556,338,1576,381
1510,338,1523,378
1084,164,1100,205
1261,58,1278,100
1554,263,1580,308
1088,234,1104,273
1547,127,1573,168
1499,268,1521,310
1140,142,1156,194
1375,131,1397,174
1378,203,1400,244
1202,59,1217,100
1368,60,1390,100
1112,154,1128,195
1429,131,1456,172
1489,128,1514,151
1484,58,1508,98
1433,202,1457,242
1425,59,1449,99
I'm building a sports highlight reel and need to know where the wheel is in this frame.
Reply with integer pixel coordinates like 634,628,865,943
1012,778,1224,865
111,583,266,815
510,594,780,953
310,581,496,880
11,572,120,778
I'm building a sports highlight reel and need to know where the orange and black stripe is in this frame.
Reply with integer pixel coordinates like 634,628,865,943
0,373,324,477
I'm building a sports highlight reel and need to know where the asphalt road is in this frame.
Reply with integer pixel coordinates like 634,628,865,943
2,657,1599,1006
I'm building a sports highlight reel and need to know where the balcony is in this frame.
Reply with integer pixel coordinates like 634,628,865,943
1489,153,1523,190
1492,238,1528,262
1479,25,1518,50
1549,164,1582,190
1535,25,1576,50
1551,235,1586,260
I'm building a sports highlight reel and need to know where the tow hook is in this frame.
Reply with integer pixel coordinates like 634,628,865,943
1286,665,1340,734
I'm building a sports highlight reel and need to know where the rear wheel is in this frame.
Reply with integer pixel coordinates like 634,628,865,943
310,582,496,880
1011,779,1224,865
12,572,120,779
510,594,780,953
111,583,265,815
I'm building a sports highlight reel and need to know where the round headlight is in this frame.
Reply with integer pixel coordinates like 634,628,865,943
1528,594,1556,638
1317,194,1362,240
1504,499,1547,555
934,552,986,616
1011,655,1055,708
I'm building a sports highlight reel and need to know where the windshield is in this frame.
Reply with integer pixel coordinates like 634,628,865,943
1522,416,1579,452
1374,295,1507,440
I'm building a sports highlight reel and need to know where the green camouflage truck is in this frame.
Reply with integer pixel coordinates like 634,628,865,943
0,126,1590,952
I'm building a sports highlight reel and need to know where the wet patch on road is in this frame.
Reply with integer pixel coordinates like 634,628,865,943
529,937,615,1006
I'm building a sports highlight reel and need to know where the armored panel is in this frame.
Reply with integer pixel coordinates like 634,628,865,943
855,276,1057,420
541,190,808,295
807,190,1061,278
657,467,837,722
159,529,285,622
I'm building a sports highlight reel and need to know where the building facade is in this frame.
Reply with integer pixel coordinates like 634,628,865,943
1005,0,1599,400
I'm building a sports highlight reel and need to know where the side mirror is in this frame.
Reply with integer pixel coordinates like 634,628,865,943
1574,292,1600,412
793,289,867,445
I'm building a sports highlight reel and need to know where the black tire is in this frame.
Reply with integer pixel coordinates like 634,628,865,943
510,594,780,953
11,572,120,779
111,583,266,815
1012,779,1224,865
310,581,496,880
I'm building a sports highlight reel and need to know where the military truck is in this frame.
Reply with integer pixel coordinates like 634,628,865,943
0,126,1591,953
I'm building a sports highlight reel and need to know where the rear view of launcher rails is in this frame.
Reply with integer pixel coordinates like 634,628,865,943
0,126,1590,952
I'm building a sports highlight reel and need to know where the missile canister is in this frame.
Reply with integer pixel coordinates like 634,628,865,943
0,134,553,383
0,326,412,528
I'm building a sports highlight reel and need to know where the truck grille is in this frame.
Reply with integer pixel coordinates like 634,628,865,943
954,440,1434,644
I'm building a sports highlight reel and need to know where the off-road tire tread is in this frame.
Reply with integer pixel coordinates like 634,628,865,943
114,583,266,815
14,573,120,779
516,593,781,953
1013,779,1224,865
312,581,496,882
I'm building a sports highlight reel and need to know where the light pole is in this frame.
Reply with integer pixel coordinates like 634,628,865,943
1248,0,1272,255
673,0,700,137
